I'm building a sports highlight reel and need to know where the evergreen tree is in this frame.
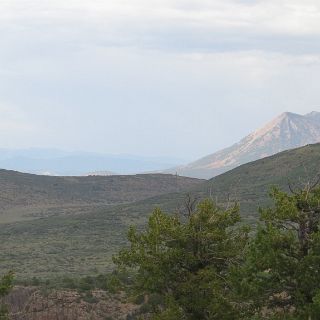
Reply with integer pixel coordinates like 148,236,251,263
237,185,320,319
114,199,249,319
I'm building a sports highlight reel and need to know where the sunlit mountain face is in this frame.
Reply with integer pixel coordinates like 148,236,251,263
166,111,320,179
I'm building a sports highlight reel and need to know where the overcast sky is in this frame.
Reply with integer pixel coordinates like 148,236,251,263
0,0,319,161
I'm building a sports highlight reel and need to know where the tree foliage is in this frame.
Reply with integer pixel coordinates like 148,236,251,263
115,184,320,319
114,199,249,319
237,185,320,319
0,271,13,319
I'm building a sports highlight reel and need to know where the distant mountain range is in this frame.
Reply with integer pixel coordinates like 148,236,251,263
0,148,184,176
1,111,319,178
166,111,320,179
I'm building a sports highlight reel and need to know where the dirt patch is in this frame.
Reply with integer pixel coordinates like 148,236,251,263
5,286,138,320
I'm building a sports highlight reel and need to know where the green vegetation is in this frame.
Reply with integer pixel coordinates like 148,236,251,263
237,185,320,318
114,200,249,319
0,272,13,319
1,143,320,281
0,172,203,223
0,174,202,279
19,272,125,294
114,183,320,319
203,143,320,221
1,144,320,318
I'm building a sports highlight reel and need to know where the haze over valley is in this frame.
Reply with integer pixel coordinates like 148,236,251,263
1,0,320,319
1,111,319,179
0,149,184,176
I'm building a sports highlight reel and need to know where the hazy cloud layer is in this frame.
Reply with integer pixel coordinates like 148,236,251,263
0,0,319,160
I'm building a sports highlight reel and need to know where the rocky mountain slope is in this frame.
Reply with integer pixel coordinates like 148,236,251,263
168,111,320,178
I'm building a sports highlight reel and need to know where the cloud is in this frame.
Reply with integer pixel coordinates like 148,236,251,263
1,0,320,55
0,1,319,157
0,104,33,134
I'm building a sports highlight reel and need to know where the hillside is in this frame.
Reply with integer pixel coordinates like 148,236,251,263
1,143,320,280
142,143,320,222
0,172,203,223
166,111,320,178
203,142,320,219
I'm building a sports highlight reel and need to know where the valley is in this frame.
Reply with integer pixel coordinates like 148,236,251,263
1,143,320,280
2,1,319,317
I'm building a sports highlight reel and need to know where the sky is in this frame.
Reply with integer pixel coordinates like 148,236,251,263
0,0,320,162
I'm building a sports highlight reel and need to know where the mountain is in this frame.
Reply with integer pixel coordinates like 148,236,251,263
1,143,320,279
0,148,185,176
306,110,320,123
166,111,320,179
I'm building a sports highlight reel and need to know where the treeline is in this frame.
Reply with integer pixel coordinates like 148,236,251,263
113,185,320,319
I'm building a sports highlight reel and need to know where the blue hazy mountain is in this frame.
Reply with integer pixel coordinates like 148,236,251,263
0,148,185,176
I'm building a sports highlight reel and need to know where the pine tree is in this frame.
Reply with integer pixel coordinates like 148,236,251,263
114,199,249,319
237,185,320,319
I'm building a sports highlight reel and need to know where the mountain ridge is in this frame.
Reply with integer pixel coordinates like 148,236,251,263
166,111,320,179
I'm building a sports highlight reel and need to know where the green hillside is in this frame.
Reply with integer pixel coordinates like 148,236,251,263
203,142,320,221
0,172,203,223
124,143,320,223
1,144,320,280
